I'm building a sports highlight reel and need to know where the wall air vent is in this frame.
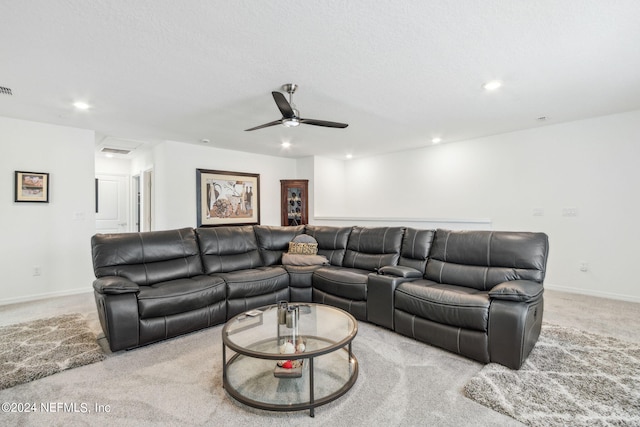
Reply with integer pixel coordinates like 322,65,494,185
0,86,12,95
101,147,131,155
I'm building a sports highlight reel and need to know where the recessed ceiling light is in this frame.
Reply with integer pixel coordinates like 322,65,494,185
431,137,442,144
201,138,210,144
281,142,291,148
482,80,502,91
73,101,91,110
346,154,353,159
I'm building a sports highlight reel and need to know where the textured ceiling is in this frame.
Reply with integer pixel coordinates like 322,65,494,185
2,0,640,159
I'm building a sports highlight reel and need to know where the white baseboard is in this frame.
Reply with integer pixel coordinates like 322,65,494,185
0,287,92,306
545,283,640,304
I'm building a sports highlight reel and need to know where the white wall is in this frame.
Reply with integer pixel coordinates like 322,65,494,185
0,117,96,304
313,156,348,217
95,156,131,175
4,110,639,304
313,109,640,302
294,156,315,221
151,141,298,229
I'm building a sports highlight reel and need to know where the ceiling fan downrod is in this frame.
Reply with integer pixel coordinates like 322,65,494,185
283,83,298,106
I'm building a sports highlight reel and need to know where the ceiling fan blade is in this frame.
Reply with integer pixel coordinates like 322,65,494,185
244,120,281,131
272,91,295,119
299,118,349,128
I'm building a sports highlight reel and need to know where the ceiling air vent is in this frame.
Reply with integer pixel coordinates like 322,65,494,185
0,86,12,96
101,147,131,155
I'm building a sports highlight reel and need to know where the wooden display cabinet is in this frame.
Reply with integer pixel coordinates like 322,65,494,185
280,180,308,226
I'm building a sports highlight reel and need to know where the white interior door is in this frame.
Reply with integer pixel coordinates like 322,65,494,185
96,174,130,233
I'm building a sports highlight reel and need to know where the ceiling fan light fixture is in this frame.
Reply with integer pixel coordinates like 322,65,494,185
282,118,300,127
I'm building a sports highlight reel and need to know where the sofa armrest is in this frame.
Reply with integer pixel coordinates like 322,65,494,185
488,297,543,369
489,280,543,302
377,265,423,279
93,276,140,295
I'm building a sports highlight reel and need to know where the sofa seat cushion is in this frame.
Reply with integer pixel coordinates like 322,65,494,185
395,280,490,332
313,266,369,301
137,275,226,319
215,266,289,299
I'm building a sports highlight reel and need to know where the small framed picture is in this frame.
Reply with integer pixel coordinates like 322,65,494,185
15,171,50,203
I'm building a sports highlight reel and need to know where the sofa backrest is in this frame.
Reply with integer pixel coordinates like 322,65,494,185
196,226,263,273
425,229,549,291
254,225,305,265
343,226,405,271
398,228,435,272
304,225,352,266
91,227,203,285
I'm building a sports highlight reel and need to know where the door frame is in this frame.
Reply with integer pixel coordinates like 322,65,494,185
141,168,153,231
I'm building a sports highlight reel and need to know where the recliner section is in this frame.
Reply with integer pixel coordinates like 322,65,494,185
195,226,292,318
91,228,227,349
312,226,405,321
91,225,548,369
392,230,548,368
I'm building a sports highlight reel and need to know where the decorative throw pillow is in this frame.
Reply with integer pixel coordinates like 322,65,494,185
288,234,319,255
291,234,318,244
288,242,318,255
282,253,329,266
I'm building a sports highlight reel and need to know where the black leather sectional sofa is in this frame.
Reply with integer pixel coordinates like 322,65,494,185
91,225,549,369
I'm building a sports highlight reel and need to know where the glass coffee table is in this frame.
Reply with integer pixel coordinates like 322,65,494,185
222,303,358,417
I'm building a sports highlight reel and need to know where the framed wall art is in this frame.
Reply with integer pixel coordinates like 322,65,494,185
196,169,260,227
14,171,50,203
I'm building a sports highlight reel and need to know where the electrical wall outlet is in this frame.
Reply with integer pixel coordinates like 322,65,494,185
562,207,579,217
532,208,544,216
33,266,42,276
579,261,588,272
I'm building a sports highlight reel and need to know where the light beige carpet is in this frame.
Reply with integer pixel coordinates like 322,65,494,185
464,323,640,426
0,313,106,390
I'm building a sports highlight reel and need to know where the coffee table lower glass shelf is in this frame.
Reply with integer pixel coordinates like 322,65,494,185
222,303,358,417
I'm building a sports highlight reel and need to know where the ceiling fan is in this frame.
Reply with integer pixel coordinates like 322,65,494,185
245,84,348,131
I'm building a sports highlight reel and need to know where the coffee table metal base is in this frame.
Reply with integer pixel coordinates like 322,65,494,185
223,341,358,417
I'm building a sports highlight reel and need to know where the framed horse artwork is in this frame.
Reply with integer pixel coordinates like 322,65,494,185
196,169,260,227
